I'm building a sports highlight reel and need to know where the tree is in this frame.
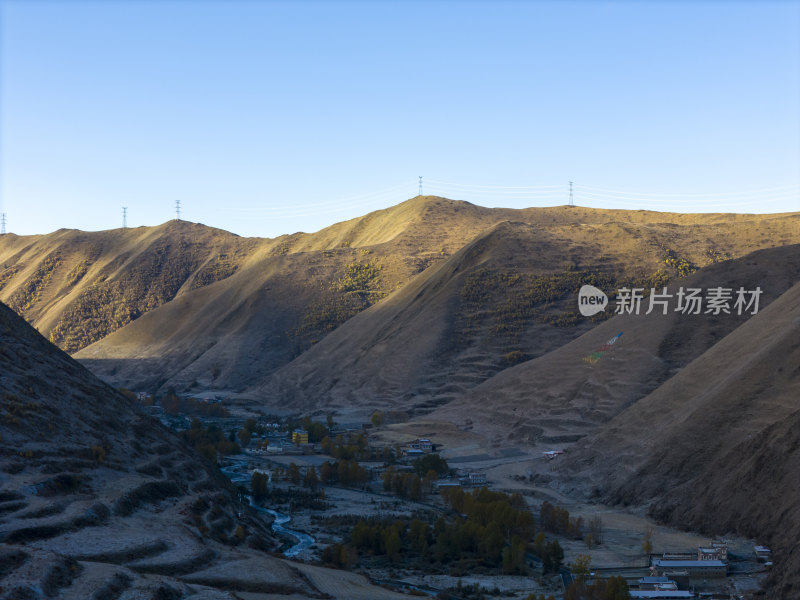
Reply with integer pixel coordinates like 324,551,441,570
604,576,631,600
287,462,301,485
237,428,251,447
543,539,564,574
588,515,603,545
320,461,333,484
251,471,268,498
412,453,449,477
307,421,328,443
382,466,395,492
571,554,592,584
326,414,334,429
371,411,385,427
303,466,319,490
409,475,422,500
642,526,654,556
533,531,546,558
385,528,401,562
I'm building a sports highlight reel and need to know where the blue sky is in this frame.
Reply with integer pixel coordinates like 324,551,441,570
1,0,799,238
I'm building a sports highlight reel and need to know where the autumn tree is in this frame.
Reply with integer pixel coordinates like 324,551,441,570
251,471,268,499
642,526,654,556
303,466,319,490
287,462,301,485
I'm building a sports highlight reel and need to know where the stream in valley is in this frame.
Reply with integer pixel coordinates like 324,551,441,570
220,457,314,557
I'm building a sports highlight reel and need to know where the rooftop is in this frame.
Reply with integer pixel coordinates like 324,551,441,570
653,560,726,568
630,592,695,599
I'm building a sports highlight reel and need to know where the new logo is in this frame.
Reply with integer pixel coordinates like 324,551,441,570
578,285,608,317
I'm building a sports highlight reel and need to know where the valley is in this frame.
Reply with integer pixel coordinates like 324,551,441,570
1,198,798,599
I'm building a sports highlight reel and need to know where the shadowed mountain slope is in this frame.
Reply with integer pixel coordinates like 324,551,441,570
430,244,800,442
419,245,800,596
255,220,799,415
565,274,800,598
3,198,798,396
0,301,403,599
554,271,800,596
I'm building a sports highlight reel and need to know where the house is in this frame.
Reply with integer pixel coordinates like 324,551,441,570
661,552,694,561
406,438,433,453
652,559,726,579
696,541,727,562
754,545,772,562
467,472,486,486
638,577,678,591
660,571,690,590
630,592,695,599
292,430,309,445
436,480,462,493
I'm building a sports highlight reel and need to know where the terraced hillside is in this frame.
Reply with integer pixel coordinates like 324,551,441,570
0,300,406,599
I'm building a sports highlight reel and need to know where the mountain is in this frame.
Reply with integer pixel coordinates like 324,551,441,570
0,301,404,599
429,244,800,443
0,221,257,353
552,265,800,597
253,210,800,415
2,198,798,400
417,244,800,595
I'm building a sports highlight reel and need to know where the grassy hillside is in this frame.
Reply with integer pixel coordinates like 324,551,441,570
558,269,800,597
256,210,800,414
2,197,798,397
0,221,258,352
431,244,800,441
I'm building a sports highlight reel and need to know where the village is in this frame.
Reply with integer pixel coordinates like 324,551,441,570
144,396,774,600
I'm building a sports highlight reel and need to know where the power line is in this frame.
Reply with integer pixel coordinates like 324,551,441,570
175,199,181,220
419,176,423,196
573,183,800,199
425,178,561,190
569,181,574,207
122,207,128,228
1,213,5,235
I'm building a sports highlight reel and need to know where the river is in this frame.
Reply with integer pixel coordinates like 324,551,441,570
220,457,315,557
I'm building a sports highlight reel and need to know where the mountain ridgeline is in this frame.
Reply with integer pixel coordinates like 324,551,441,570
2,197,800,596
2,197,797,401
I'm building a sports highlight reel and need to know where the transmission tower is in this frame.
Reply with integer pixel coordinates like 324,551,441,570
175,199,181,220
122,207,128,228
569,181,574,207
418,176,423,196
1,213,5,235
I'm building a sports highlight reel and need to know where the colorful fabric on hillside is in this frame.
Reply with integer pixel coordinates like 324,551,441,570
583,331,623,364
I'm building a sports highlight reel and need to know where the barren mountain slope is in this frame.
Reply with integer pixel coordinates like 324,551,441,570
0,221,259,352
430,244,800,443
5,197,797,395
255,220,799,414
0,197,520,355
556,272,800,597
0,301,400,599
